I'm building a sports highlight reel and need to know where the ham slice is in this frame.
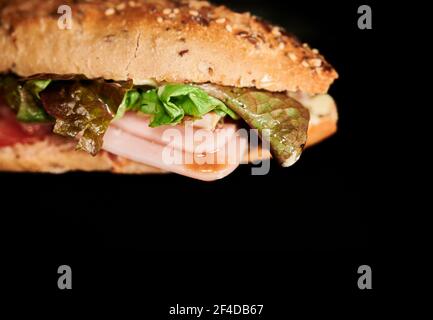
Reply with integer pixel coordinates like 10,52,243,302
186,112,222,131
112,113,236,154
104,114,248,181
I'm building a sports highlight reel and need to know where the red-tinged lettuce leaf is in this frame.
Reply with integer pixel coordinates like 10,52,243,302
0,75,20,111
40,80,133,155
199,84,310,167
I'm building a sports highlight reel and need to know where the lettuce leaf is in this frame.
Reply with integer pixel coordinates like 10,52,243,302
118,84,238,127
40,80,133,155
0,76,51,122
25,80,52,99
198,84,310,167
16,80,52,122
115,89,141,120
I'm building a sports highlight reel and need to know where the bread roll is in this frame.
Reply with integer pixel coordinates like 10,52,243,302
0,0,339,175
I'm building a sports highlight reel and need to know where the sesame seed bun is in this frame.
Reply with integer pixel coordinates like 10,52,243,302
0,0,338,94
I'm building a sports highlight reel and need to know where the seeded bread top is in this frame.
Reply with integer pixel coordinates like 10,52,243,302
0,0,338,94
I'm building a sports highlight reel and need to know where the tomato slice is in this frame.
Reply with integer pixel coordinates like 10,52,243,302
0,101,52,147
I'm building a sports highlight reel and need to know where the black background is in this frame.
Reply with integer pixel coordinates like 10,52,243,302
1,0,384,314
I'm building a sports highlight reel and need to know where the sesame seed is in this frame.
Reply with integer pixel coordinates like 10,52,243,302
309,58,322,67
302,43,309,48
116,3,126,10
163,8,172,15
236,31,248,37
105,8,115,16
215,18,226,24
226,24,233,32
128,1,136,7
312,48,319,54
173,8,180,14
278,42,285,50
178,49,189,57
272,27,281,37
260,74,273,84
157,17,164,23
168,13,176,19
189,10,199,16
302,60,309,68
288,52,297,61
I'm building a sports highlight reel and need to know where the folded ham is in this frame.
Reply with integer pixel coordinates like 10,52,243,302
104,112,248,181
112,113,236,154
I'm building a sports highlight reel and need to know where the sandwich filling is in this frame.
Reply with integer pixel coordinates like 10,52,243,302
0,74,321,179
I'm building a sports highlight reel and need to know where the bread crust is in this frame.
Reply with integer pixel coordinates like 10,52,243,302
0,134,165,174
0,0,337,94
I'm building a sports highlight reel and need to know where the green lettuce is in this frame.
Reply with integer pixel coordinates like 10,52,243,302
115,89,141,120
17,80,52,122
117,84,238,127
25,79,52,99
0,76,51,122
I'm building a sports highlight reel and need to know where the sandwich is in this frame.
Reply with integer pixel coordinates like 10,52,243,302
0,0,338,181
